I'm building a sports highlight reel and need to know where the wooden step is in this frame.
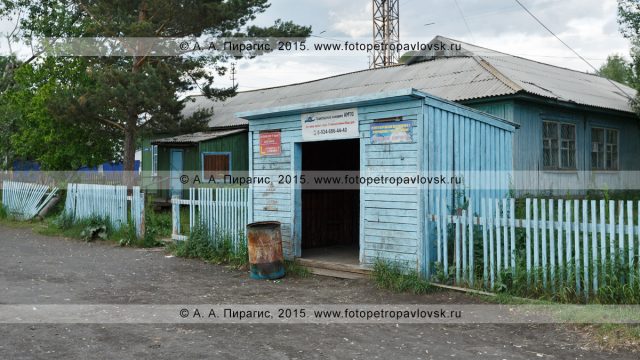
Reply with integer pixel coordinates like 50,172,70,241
307,267,369,280
297,258,372,279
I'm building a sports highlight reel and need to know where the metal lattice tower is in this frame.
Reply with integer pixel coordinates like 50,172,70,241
371,0,400,69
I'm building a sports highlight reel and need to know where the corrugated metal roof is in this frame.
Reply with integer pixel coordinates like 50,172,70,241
152,129,246,145
190,36,636,128
433,36,637,113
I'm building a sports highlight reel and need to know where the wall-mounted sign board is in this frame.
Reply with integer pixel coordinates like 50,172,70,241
259,131,282,156
301,108,359,141
370,120,414,144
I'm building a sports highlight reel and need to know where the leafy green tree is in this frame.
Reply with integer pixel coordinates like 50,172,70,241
0,0,311,173
618,0,640,39
597,54,631,85
6,58,119,170
618,0,640,113
0,55,20,168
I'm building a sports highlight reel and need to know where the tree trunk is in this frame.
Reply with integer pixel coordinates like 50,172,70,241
123,115,137,187
121,0,147,187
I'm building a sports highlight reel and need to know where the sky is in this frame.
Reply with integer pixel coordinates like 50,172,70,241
0,0,632,92
220,0,632,91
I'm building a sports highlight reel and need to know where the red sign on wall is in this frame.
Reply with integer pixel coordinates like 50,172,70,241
259,131,282,156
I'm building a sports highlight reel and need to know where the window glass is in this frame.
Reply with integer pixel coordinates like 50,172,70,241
151,145,158,177
203,154,230,179
543,121,576,170
591,128,618,171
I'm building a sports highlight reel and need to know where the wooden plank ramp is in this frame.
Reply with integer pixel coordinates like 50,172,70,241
297,258,372,279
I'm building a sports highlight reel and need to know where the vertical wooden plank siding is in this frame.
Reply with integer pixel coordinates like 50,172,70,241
170,187,249,245
427,196,639,296
482,198,489,288
60,183,143,236
582,199,589,297
541,199,548,288
243,93,515,273
422,97,514,275
2,181,58,220
533,199,539,283
590,200,597,292
628,201,635,281
525,199,532,283
557,200,564,282
549,199,556,290
574,200,580,294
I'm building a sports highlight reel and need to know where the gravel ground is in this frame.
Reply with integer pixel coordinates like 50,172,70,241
0,225,633,359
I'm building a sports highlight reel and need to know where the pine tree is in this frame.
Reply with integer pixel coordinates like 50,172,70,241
0,1,311,174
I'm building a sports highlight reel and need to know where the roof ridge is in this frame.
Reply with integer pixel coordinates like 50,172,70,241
472,56,523,93
235,65,403,95
435,35,634,86
432,36,523,93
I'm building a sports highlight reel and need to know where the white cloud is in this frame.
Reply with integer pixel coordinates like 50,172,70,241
1,0,633,91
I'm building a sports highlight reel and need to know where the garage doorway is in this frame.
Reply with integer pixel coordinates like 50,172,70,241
301,139,360,265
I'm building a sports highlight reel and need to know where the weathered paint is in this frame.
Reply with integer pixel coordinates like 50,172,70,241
246,221,285,280
241,89,515,276
64,183,144,236
1,181,58,220
142,131,249,201
171,187,249,245
430,197,640,296
464,97,640,194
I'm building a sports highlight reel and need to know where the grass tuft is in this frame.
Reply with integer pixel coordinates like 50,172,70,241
373,259,432,295
171,222,249,269
284,260,311,278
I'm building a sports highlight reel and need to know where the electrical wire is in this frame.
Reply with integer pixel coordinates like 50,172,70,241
453,0,475,43
513,0,635,101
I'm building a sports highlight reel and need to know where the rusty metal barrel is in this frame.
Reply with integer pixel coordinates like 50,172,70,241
246,221,285,280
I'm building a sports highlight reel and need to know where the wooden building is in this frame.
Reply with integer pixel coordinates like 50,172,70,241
141,128,248,202
141,36,639,200
238,89,516,274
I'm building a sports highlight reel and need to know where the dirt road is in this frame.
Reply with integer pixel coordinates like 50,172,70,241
0,225,631,359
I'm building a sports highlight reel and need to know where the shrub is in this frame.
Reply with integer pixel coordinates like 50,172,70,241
145,206,172,239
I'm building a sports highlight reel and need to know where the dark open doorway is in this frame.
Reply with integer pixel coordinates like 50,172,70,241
301,139,360,264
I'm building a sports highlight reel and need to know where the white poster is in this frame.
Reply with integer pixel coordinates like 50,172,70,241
301,108,359,141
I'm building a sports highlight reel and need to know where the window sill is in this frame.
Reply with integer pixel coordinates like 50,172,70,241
590,170,620,174
541,170,579,174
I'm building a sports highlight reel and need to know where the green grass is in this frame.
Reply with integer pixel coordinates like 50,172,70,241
284,260,311,278
145,206,172,239
372,259,433,295
0,204,8,220
430,241,640,304
34,211,163,248
582,323,640,351
169,223,249,269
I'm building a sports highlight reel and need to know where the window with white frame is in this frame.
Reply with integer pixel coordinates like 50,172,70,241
543,121,576,170
151,145,158,177
591,128,619,170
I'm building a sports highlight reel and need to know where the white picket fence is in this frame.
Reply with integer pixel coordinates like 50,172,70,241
65,183,145,236
430,197,640,296
2,181,59,220
171,188,249,247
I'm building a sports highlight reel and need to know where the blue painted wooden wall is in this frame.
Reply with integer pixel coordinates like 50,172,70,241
466,98,640,195
242,90,515,274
